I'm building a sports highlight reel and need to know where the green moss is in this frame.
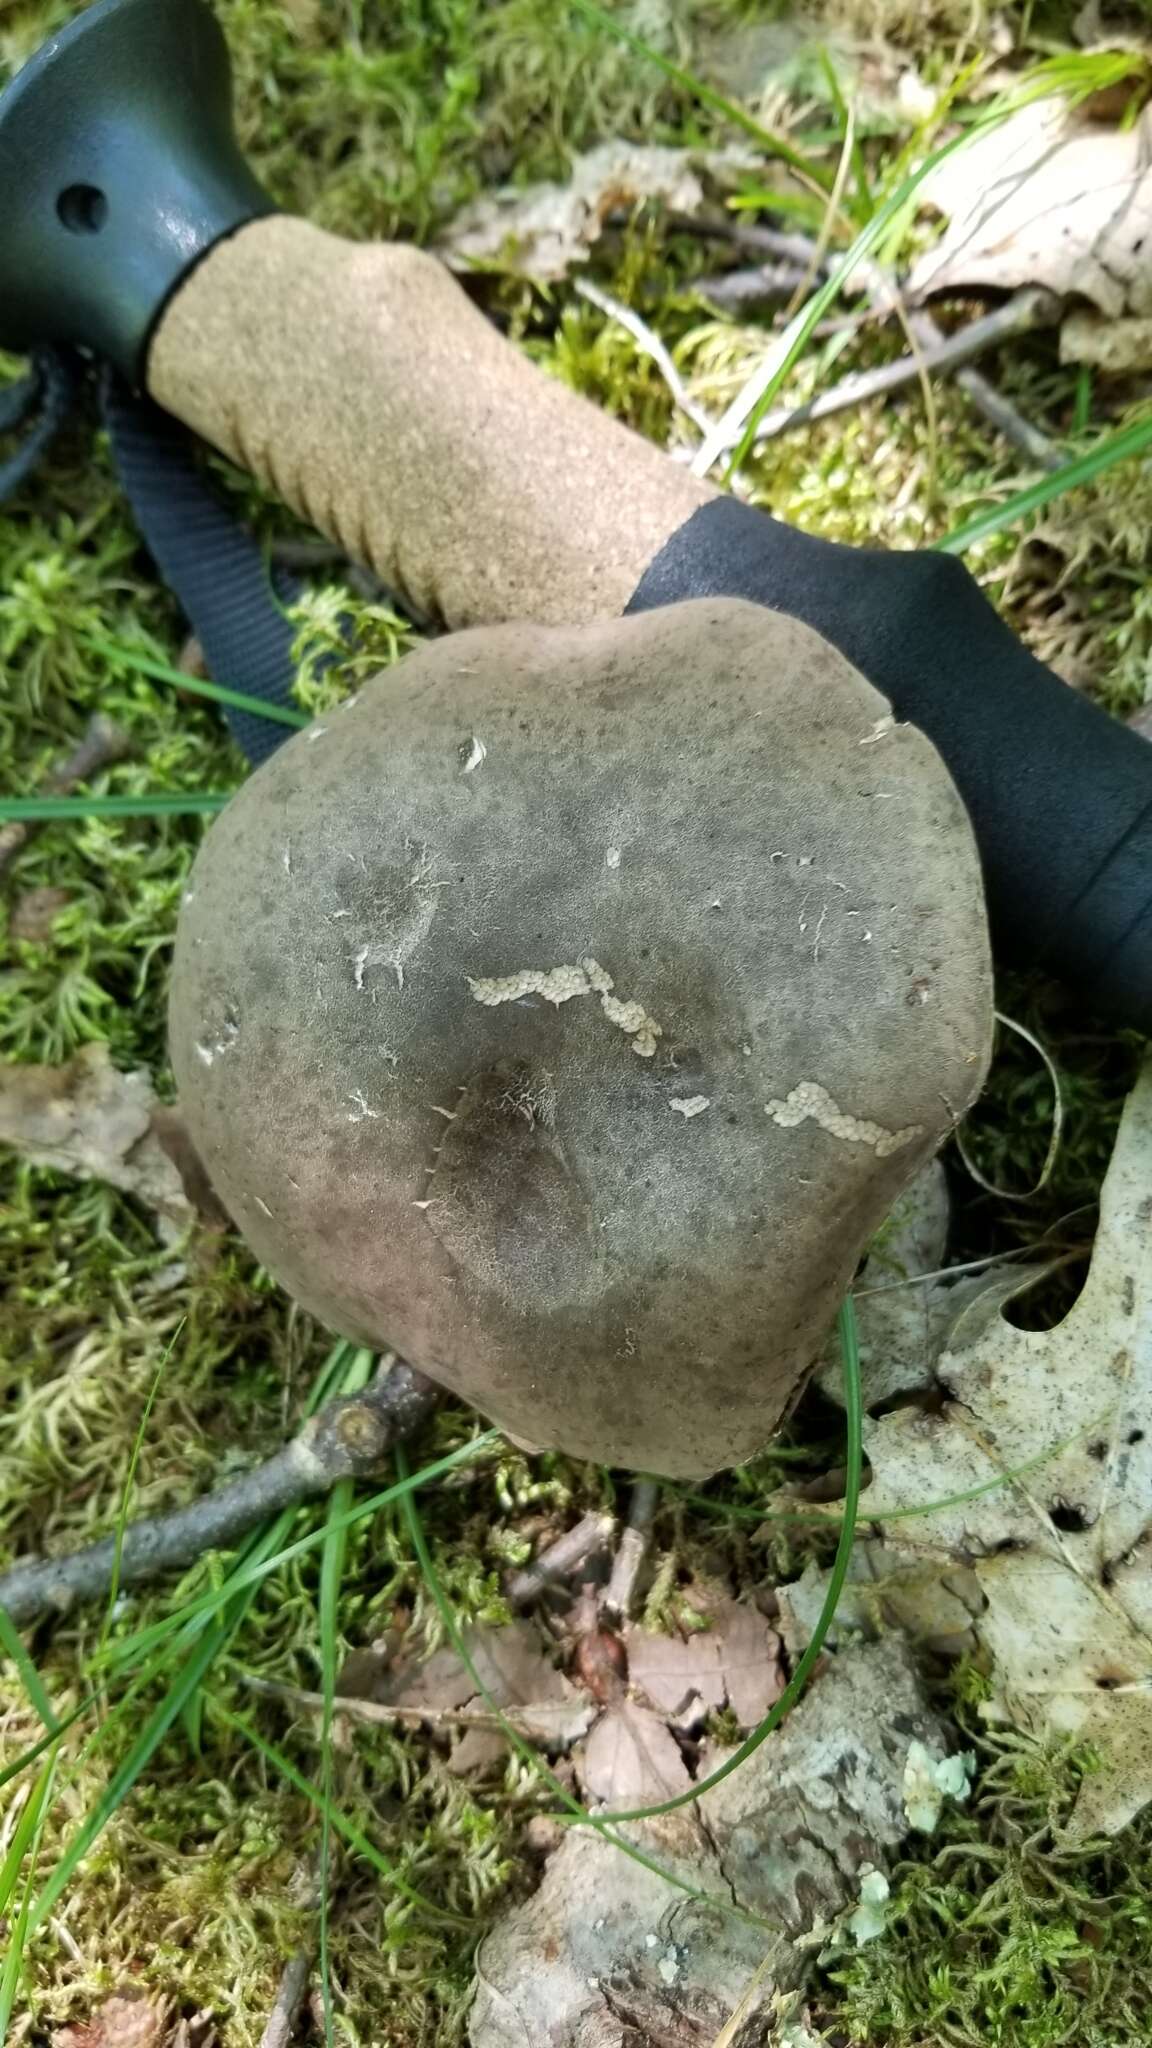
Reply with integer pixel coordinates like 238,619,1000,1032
3,0,1152,2040
824,1722,1152,2048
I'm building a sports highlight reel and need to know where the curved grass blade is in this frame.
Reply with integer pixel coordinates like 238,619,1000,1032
0,793,232,823
397,1448,772,1929
80,633,309,730
935,413,1152,555
215,1703,468,1926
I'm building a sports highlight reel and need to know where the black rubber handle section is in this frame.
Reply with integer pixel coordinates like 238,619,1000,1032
627,496,1152,1033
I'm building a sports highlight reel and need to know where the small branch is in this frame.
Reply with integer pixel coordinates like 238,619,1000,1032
679,195,1062,476
0,1360,438,1627
506,1510,617,1607
666,211,831,272
0,715,132,876
736,289,1060,453
241,1672,563,1738
573,277,717,438
603,1478,659,1620
946,361,1063,469
694,263,812,314
258,1953,313,2048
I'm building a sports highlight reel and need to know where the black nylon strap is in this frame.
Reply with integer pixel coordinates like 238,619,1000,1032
101,377,298,765
0,347,82,498
1,354,300,766
628,495,1152,1031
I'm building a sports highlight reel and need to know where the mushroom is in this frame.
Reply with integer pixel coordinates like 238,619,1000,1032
169,598,992,1476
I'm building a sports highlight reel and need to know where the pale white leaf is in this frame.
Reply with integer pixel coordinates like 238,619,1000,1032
866,1056,1152,1837
911,98,1152,316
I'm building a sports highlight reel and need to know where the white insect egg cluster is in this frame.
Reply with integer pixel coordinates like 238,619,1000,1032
468,956,663,1056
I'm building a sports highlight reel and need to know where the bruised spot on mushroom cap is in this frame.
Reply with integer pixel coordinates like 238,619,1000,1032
169,598,993,1477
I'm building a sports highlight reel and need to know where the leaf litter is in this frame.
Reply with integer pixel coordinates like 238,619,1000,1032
859,1054,1152,1841
911,94,1152,372
438,139,757,279
0,1044,215,1242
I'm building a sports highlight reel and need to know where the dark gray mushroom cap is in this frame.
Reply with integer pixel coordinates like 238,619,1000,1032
169,598,992,1476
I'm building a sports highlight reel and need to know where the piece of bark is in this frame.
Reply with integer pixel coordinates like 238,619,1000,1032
0,1044,198,1240
469,1638,949,2047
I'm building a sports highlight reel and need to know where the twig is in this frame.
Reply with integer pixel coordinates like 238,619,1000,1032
573,277,717,438
694,263,812,313
603,1477,659,1620
941,358,1063,470
678,203,1061,472
240,1672,568,1739
0,1359,438,1627
0,715,132,875
258,1952,313,2048
665,211,840,272
506,1510,617,1606
732,289,1060,453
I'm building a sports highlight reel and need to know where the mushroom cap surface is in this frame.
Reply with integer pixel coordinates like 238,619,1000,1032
170,598,992,1475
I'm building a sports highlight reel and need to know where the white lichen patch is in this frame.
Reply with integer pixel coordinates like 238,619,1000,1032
469,956,663,1056
195,1015,239,1067
764,1081,921,1158
669,1095,710,1119
903,1739,974,1834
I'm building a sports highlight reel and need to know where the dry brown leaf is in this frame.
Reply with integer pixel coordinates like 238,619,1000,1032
864,1055,1152,1839
0,1045,203,1241
627,1601,784,1736
10,885,71,942
910,98,1152,315
707,1599,786,1730
438,140,755,280
383,1620,594,1766
52,1994,170,2048
578,1697,692,1808
625,1626,726,1718
779,1541,984,1661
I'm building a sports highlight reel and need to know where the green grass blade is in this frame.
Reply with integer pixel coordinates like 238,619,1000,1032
0,793,232,823
26,1608,241,1935
98,1330,180,1665
585,1293,863,1823
214,1702,467,1924
80,634,310,730
0,1607,59,1736
0,1751,59,2041
102,1431,501,1674
0,1752,56,1915
934,413,1152,555
316,1347,373,2045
